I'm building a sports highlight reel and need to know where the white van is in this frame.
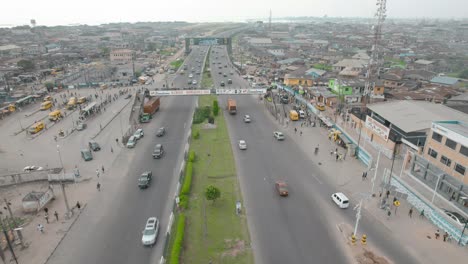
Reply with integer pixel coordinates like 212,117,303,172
332,192,349,208
298,110,306,119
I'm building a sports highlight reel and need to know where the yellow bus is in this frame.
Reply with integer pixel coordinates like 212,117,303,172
67,97,77,109
289,110,299,121
48,110,62,121
77,97,87,104
40,101,53,111
28,122,45,134
316,102,325,111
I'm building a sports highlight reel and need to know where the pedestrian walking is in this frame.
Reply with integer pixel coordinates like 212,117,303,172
420,209,425,218
386,190,390,199
435,229,440,239
116,138,119,144
54,211,59,221
101,165,105,173
111,147,113,153
387,210,391,220
335,153,339,161
97,182,101,191
409,207,413,218
76,201,81,210
300,131,302,136
96,169,100,178
443,232,448,242
314,145,319,155
44,213,49,224
37,224,44,233
294,128,297,134
362,171,367,180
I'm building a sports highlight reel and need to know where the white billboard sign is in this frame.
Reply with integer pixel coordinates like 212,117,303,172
149,90,211,96
365,115,390,142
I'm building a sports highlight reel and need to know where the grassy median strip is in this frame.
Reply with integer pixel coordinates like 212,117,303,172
170,59,184,70
201,47,214,88
181,95,253,263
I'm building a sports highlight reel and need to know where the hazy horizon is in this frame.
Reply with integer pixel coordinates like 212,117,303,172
2,0,468,27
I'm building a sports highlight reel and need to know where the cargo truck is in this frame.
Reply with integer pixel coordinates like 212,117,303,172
140,97,160,123
227,99,237,115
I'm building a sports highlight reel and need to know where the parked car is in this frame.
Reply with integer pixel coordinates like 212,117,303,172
134,129,144,140
243,115,251,123
88,141,101,151
192,80,197,85
138,171,152,189
141,217,159,246
443,209,467,227
273,131,285,140
238,140,247,150
275,181,289,196
76,123,87,131
81,149,93,161
23,166,44,172
126,136,137,148
152,144,164,159
156,127,166,137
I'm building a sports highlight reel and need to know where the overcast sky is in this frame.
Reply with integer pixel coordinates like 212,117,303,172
2,0,467,27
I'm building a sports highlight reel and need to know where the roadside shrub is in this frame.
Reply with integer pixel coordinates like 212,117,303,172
180,161,193,195
192,106,211,124
193,130,200,139
188,150,196,162
169,214,186,264
213,100,219,116
208,115,214,124
179,194,188,209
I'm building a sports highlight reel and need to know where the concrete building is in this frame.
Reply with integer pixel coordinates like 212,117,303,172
423,121,468,183
284,68,313,87
110,49,134,64
0,44,22,57
247,38,273,47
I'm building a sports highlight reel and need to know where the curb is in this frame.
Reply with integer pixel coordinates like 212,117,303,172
43,203,87,264
91,97,133,139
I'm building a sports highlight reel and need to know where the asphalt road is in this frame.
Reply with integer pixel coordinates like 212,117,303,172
47,93,195,264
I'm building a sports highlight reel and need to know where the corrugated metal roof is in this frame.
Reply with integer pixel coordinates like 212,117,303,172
367,100,468,133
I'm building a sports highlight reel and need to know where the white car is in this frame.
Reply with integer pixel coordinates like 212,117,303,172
192,80,197,85
238,140,247,150
134,128,144,140
141,217,159,246
243,115,251,123
188,73,193,78
23,166,44,172
126,136,137,148
273,131,285,140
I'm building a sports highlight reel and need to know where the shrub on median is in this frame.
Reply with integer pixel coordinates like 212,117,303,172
193,130,200,139
188,150,196,162
213,100,219,116
180,161,193,195
193,106,211,124
169,214,186,264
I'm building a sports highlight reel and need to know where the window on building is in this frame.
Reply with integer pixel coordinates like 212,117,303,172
454,163,466,176
427,148,438,158
445,138,457,150
431,132,442,142
440,156,451,167
460,145,468,157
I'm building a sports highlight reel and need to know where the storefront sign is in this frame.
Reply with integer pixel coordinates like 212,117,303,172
365,116,390,141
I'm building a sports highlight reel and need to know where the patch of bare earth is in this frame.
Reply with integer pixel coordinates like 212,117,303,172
355,249,390,264
221,239,246,258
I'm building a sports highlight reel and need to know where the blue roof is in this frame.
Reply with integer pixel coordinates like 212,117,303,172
430,76,459,85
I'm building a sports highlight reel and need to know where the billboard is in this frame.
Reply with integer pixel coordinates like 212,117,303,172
149,89,267,96
365,115,390,142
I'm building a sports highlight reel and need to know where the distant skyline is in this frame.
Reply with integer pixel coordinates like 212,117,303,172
1,0,467,27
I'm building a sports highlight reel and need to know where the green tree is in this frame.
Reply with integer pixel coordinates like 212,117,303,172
205,185,221,203
44,82,54,89
459,69,468,79
17,60,35,71
100,47,110,57
212,100,219,116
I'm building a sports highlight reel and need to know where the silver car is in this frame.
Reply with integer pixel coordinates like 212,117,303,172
141,217,159,246
238,140,247,150
126,136,137,148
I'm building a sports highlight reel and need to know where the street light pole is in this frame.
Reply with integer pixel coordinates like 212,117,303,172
459,222,467,245
56,145,72,218
0,213,18,264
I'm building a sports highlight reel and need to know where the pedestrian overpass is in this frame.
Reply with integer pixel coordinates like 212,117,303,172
185,37,232,54
149,88,266,97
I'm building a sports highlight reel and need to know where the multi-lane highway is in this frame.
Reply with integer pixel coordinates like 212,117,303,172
47,47,208,264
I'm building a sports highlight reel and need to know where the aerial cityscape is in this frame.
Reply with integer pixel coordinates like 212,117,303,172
0,1,468,264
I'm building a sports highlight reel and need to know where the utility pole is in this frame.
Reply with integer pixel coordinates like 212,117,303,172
3,199,16,228
371,149,381,195
56,145,72,218
459,222,467,245
0,213,18,264
353,199,363,236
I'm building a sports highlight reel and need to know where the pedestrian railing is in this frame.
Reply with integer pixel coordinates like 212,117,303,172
391,175,468,246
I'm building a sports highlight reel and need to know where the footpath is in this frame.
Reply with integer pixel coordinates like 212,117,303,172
0,50,185,264
262,95,468,264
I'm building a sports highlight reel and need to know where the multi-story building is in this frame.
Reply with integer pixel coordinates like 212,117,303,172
423,121,468,183
110,49,134,64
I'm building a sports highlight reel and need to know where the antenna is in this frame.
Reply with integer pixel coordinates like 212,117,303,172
364,0,387,102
